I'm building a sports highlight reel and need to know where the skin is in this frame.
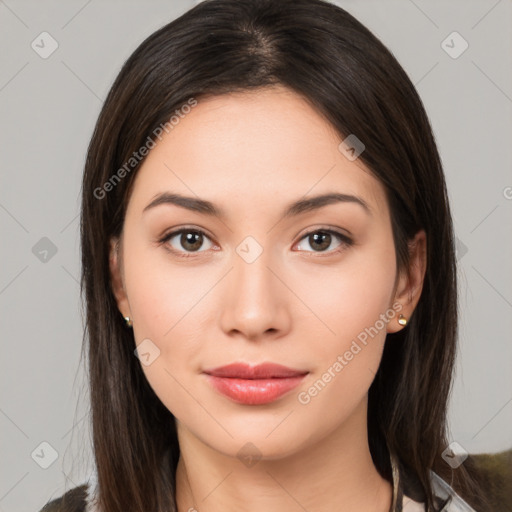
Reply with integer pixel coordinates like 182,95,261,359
109,85,427,512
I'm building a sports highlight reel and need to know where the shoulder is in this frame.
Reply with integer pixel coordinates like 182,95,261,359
465,448,512,511
401,448,512,512
401,473,477,512
429,471,478,511
38,484,90,512
399,457,475,511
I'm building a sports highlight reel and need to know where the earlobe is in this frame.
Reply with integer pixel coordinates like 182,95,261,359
109,237,131,319
387,229,427,333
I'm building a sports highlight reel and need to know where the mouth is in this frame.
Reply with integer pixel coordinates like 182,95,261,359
202,362,309,405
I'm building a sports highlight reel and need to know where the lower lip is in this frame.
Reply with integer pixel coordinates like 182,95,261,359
204,374,307,405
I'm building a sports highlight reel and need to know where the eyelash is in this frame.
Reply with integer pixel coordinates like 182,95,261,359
158,226,353,259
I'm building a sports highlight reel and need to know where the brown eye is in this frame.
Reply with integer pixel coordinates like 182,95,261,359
161,229,214,255
308,232,332,251
295,229,352,253
179,231,203,251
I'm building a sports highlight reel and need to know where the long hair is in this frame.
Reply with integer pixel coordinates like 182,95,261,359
80,0,484,510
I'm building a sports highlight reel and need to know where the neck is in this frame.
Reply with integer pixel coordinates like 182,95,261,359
175,399,392,512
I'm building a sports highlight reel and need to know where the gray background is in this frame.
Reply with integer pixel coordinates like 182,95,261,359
1,0,511,511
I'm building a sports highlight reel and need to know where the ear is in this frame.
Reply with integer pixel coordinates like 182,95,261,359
387,229,427,333
109,237,131,320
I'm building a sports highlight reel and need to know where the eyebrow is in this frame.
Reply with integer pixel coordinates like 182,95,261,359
142,191,371,219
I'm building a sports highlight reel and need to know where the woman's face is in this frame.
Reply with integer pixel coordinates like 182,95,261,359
110,85,424,459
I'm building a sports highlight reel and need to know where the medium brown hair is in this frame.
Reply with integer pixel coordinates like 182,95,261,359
80,0,486,510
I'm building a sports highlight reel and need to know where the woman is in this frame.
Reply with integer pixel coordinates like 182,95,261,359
39,0,491,510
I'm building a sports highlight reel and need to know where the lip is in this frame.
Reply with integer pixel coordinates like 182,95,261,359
203,362,309,405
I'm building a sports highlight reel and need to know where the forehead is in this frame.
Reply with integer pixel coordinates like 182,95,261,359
127,86,388,218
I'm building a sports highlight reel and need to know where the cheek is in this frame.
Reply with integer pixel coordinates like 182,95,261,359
293,242,397,351
292,242,396,407
123,245,206,416
121,235,211,408
123,231,206,340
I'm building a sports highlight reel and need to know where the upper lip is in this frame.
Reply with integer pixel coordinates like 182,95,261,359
203,362,309,379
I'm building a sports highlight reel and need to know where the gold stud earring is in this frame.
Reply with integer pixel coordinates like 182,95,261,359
397,314,408,327
124,316,133,328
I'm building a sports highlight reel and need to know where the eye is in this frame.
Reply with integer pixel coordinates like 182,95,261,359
295,228,353,254
160,228,215,256
159,226,353,258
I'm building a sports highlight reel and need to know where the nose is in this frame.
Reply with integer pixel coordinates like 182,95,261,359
218,245,292,342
